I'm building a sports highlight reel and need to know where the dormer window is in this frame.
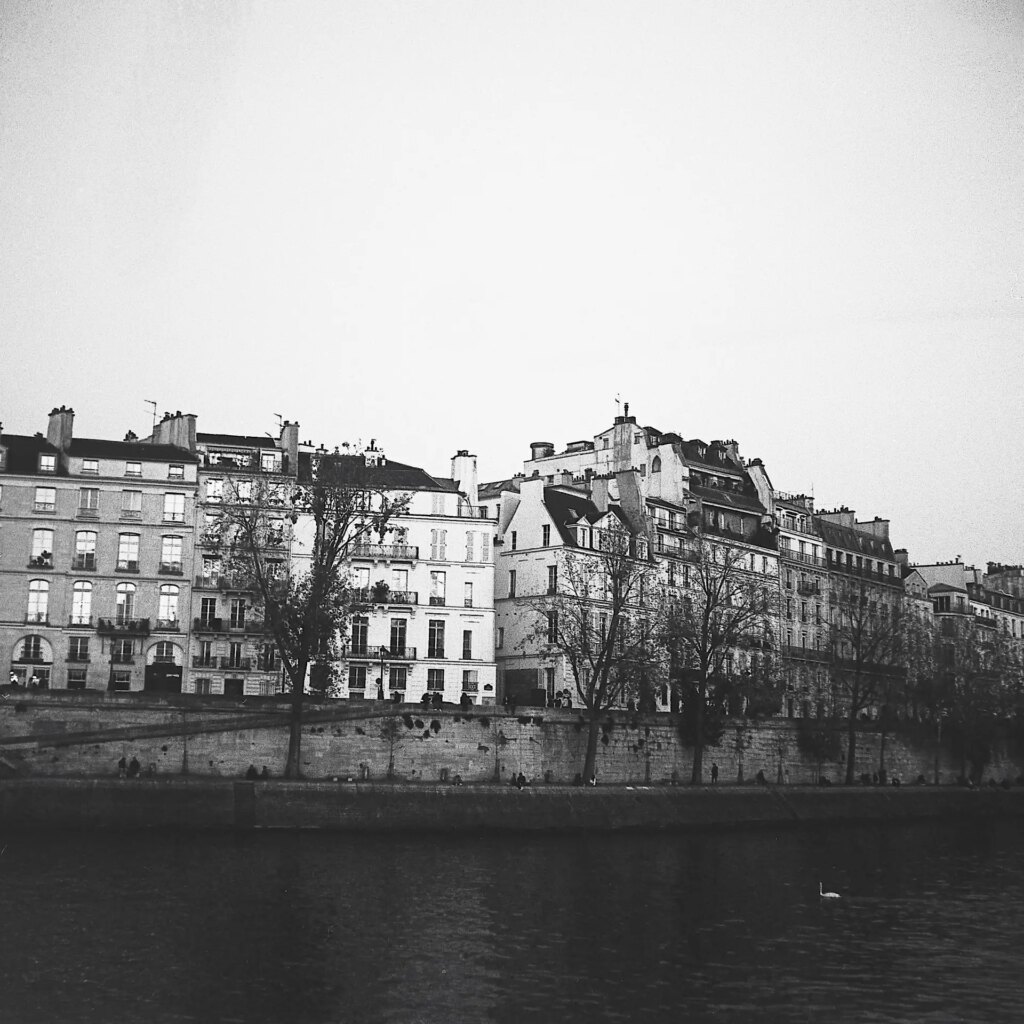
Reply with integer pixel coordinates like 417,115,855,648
82,459,99,475
261,452,281,473
125,461,142,478
39,454,56,473
168,464,184,480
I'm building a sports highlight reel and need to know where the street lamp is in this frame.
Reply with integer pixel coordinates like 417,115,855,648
377,646,389,701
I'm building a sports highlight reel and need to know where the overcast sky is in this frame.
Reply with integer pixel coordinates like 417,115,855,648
2,0,1021,568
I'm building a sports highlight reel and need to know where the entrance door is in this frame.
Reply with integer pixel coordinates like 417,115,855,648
144,664,183,693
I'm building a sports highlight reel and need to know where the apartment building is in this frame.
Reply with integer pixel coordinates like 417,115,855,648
0,407,199,691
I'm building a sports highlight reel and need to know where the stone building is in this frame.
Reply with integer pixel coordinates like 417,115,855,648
0,407,199,691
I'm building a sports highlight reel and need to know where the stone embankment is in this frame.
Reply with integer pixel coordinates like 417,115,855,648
2,777,1023,832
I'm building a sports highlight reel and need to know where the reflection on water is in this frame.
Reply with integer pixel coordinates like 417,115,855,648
1,818,1022,1023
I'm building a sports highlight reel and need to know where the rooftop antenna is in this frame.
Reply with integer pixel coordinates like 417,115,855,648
274,413,283,433
145,400,157,433
615,393,621,416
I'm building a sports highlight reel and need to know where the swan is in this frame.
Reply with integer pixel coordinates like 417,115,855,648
819,882,841,900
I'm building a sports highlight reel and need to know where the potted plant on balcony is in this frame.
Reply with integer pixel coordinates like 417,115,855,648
371,580,391,605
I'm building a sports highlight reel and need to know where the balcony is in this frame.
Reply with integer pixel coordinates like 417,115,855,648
256,657,281,672
351,543,420,561
67,616,93,628
14,654,48,664
779,548,827,568
194,575,224,589
72,554,96,571
116,559,140,573
461,681,479,692
347,646,417,661
120,509,143,521
24,613,49,625
199,531,223,547
353,587,419,606
783,644,830,662
428,596,445,607
154,619,180,632
97,617,150,636
193,617,224,632
158,562,183,575
77,507,100,520
28,555,53,569
219,657,252,671
797,582,821,596
192,655,218,668
110,653,135,664
33,502,56,514
66,653,90,663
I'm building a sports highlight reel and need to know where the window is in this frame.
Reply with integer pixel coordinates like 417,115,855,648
432,493,446,515
462,669,478,693
79,487,100,515
430,529,447,560
74,531,97,569
497,627,504,649
547,610,558,644
481,532,491,562
117,534,140,571
68,635,90,661
389,665,407,691
428,620,445,659
544,667,556,695
168,464,184,480
34,486,56,513
39,453,56,473
163,493,185,523
348,665,367,691
197,640,214,667
111,670,132,691
508,571,516,598
547,565,557,594
391,568,409,593
542,524,551,546
160,536,183,574
464,582,474,607
30,529,54,567
121,489,142,519
71,582,92,625
429,571,446,606
427,668,445,691
67,669,87,690
125,461,142,478
27,580,49,622
229,598,246,628
227,642,243,668
465,531,475,562
353,566,371,591
194,678,212,695
350,616,368,655
235,479,252,503
462,630,473,660
261,452,280,473
115,583,136,623
206,478,223,503
158,585,179,626
510,531,517,551
390,618,407,653
111,638,134,663
81,458,99,475
153,641,176,664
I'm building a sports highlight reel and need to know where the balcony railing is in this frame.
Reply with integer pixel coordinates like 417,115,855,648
116,559,139,573
25,613,49,625
779,548,827,567
154,619,180,631
351,543,420,561
256,657,281,672
797,582,821,596
72,554,96,570
194,575,224,589
428,595,445,606
66,653,90,663
97,617,150,635
193,617,224,632
461,681,479,692
110,653,135,664
219,657,252,671
14,654,47,664
120,509,143,521
77,507,100,519
346,646,417,661
353,587,419,606
782,644,830,662
68,616,93,628
192,656,218,668
33,502,56,513
158,562,183,575
28,555,53,568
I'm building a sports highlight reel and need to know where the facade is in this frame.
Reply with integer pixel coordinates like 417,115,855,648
1,407,199,691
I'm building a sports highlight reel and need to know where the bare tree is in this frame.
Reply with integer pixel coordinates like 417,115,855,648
829,578,905,784
661,536,780,784
530,518,662,784
215,454,408,777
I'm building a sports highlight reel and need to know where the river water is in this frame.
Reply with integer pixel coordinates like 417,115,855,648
1,817,1022,1023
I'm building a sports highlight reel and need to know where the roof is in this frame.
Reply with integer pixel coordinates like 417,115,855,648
479,477,522,500
542,487,604,545
68,438,198,462
816,518,895,560
298,453,457,493
689,483,766,515
197,432,278,449
0,434,61,475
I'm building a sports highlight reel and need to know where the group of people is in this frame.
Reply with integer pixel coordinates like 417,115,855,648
8,671,43,688
245,764,271,780
117,755,142,779
551,689,573,709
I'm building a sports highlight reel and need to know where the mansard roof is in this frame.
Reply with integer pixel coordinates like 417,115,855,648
297,453,457,493
816,518,895,560
688,482,765,515
0,434,61,475
68,437,197,461
197,432,278,448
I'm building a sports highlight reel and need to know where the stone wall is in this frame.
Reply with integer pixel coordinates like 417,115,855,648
1,691,1022,786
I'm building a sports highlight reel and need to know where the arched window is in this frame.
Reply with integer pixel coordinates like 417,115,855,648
27,580,49,622
30,529,54,567
152,641,178,664
651,456,662,474
71,581,93,625
158,585,179,626
115,582,136,623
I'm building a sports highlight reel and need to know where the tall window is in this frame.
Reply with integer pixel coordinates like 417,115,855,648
547,610,558,644
542,524,551,546
117,534,140,571
462,629,473,660
206,478,223,502
547,565,557,594
465,531,475,562
229,598,246,628
228,642,243,668
115,583,136,623
158,585,179,626
391,568,409,593
428,620,445,659
30,528,54,567
235,479,252,502
68,636,90,661
121,489,142,519
39,453,56,473
348,665,367,692
200,597,217,625
510,531,517,550
390,618,407,653
427,668,444,691
432,493,445,515
27,580,49,622
389,666,407,691
74,531,97,569
111,639,134,663
168,464,184,480
71,581,92,625
153,641,176,664
34,486,56,513
79,487,100,514
462,669,478,693
482,531,491,562
163,492,185,523
508,571,516,598
429,571,446,606
161,536,183,573
81,458,99,475
430,529,447,560
350,616,368,655
464,582,474,607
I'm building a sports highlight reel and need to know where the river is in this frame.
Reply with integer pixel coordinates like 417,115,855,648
1,817,1022,1023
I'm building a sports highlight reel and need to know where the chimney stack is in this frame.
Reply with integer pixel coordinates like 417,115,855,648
451,449,478,505
46,405,75,451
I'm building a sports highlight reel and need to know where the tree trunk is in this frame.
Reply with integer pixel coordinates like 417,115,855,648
878,725,888,780
844,712,858,785
284,660,307,779
581,711,601,784
690,686,705,785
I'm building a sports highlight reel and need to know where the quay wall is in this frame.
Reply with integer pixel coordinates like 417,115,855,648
1,691,1022,788
2,778,1024,832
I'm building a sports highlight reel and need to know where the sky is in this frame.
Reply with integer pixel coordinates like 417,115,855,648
2,0,1021,569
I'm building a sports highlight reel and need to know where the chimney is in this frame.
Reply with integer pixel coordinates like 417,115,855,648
530,441,554,461
47,406,75,451
451,450,478,505
279,419,299,472
895,549,909,569
151,410,197,452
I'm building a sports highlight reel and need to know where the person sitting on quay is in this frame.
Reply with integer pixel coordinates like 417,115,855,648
245,764,259,780
260,766,270,779
431,691,443,709
117,755,127,779
516,772,527,790
127,755,141,779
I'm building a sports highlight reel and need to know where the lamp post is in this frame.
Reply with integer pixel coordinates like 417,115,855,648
378,646,389,700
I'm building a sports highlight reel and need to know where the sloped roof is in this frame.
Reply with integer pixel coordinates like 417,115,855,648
542,487,603,545
816,518,895,559
197,432,277,448
297,453,456,493
479,477,522,500
0,434,61,475
68,437,198,462
689,483,765,514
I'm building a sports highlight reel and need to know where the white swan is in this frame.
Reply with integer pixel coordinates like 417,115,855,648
819,882,841,900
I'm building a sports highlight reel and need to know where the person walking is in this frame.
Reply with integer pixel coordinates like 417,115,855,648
711,762,719,784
